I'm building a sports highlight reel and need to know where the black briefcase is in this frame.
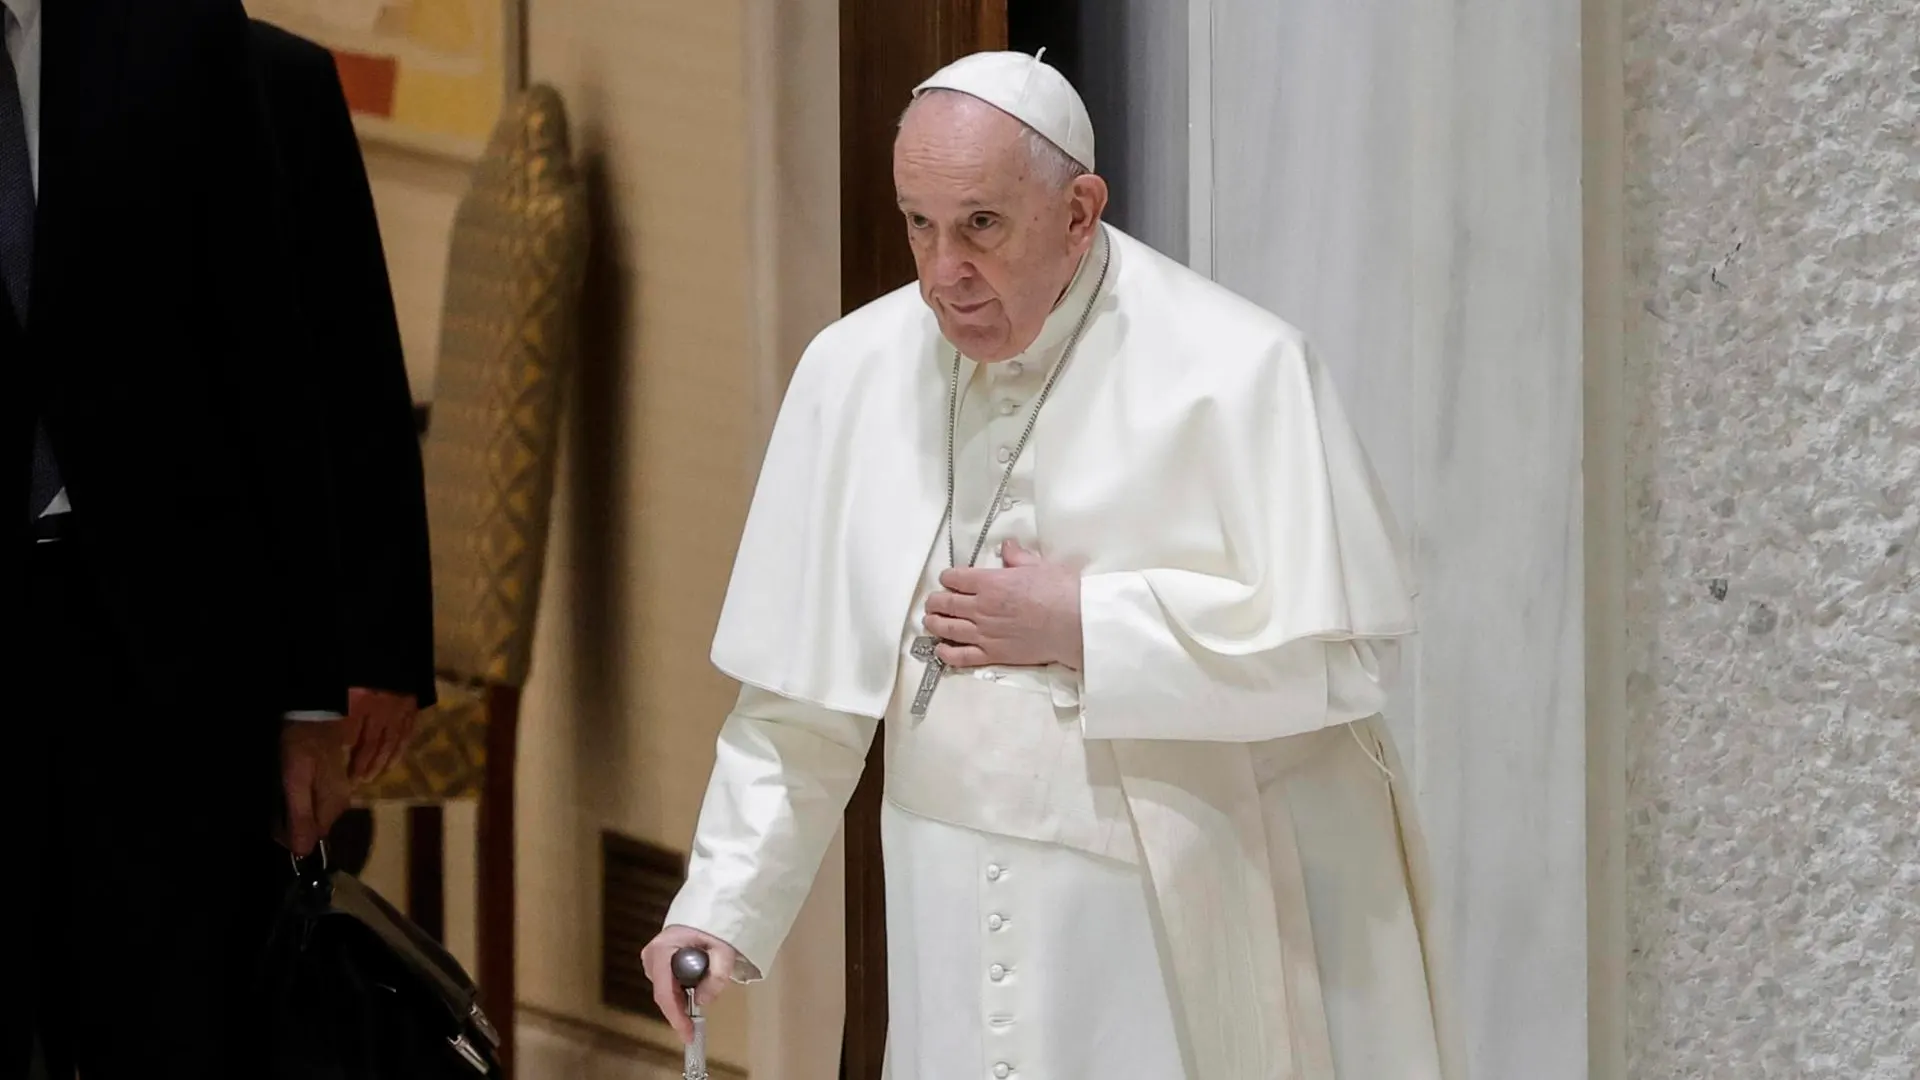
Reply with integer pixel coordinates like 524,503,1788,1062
258,845,504,1079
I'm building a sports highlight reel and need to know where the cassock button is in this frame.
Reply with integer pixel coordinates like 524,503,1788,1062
997,399,1016,416
995,446,1012,464
994,1064,1012,1079
989,963,1007,982
986,864,1003,882
1007,361,1025,376
987,913,1005,931
999,496,1016,512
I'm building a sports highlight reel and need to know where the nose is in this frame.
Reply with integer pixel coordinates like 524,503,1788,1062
925,234,970,289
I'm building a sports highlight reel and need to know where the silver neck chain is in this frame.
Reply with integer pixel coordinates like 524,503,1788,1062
943,237,1113,570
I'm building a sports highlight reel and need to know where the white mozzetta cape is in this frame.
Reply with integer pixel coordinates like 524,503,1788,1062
710,226,1434,1078
713,225,1413,720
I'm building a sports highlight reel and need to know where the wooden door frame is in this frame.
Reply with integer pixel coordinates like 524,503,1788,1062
836,3,1007,1076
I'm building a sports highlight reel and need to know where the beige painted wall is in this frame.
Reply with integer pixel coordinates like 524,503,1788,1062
357,0,842,1073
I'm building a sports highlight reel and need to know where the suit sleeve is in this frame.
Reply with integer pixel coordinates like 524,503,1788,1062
275,37,437,706
664,686,877,980
1075,571,1398,742
195,1,347,716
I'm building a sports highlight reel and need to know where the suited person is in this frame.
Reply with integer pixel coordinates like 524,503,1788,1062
251,19,438,781
4,1,355,1076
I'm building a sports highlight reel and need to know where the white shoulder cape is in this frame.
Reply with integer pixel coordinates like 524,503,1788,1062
710,226,1414,719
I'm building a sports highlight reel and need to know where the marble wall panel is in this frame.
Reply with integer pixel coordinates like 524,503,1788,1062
1201,2,1588,1077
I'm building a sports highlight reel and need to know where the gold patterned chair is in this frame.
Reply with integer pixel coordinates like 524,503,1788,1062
359,83,589,1076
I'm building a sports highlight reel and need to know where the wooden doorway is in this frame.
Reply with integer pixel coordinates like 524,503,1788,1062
836,3,1008,1077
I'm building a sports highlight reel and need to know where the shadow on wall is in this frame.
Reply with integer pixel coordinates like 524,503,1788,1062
1008,0,1187,260
1009,0,1083,85
1008,0,1127,228
563,136,633,790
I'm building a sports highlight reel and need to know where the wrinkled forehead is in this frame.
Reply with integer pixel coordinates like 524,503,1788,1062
894,96,1035,206
897,91,1028,160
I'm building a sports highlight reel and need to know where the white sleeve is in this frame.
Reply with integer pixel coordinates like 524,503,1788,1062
663,686,877,980
1077,570,1396,742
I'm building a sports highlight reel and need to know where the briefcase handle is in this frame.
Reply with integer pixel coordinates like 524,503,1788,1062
287,839,331,877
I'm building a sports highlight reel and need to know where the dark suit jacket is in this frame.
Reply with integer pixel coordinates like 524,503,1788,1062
249,20,436,707
6,0,346,722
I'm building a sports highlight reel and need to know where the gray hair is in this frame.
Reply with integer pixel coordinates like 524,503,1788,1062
898,89,1089,192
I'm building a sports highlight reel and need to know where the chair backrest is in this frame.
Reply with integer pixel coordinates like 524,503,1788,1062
423,84,589,689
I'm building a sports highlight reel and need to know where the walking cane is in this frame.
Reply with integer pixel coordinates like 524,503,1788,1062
672,947,711,1080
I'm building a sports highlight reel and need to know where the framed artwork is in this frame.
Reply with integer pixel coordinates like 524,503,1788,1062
247,0,526,160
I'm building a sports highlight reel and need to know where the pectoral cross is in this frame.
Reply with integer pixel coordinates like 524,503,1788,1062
910,635,945,717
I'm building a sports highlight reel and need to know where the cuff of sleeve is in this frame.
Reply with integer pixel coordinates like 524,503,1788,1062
1078,571,1175,739
664,884,777,984
284,710,346,722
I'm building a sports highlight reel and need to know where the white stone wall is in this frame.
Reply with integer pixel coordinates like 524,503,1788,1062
1622,2,1920,1076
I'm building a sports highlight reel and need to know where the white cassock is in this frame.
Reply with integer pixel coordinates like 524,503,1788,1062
666,225,1465,1080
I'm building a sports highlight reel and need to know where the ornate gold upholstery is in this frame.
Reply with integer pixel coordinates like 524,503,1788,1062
363,677,489,800
361,83,588,803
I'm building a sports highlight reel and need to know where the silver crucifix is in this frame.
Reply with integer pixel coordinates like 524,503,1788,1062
910,635,945,716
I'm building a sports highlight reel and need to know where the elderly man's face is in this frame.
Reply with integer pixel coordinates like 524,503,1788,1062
894,93,1105,362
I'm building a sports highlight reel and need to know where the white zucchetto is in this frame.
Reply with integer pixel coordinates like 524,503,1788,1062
913,49,1096,173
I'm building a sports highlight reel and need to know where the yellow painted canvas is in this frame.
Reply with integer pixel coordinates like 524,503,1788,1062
248,0,522,159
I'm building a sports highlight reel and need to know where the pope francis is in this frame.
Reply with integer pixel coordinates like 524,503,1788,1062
643,51,1461,1080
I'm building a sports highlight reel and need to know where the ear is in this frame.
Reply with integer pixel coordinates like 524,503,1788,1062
1066,173,1109,243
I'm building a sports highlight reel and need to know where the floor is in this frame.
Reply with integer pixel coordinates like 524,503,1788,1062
24,1014,743,1080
